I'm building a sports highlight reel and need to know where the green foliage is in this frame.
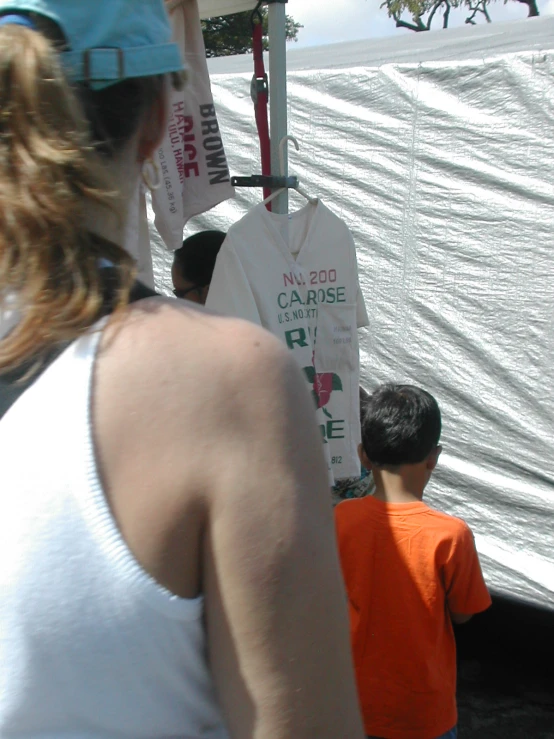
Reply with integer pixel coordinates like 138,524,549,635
202,8,302,58
382,0,538,32
386,0,455,19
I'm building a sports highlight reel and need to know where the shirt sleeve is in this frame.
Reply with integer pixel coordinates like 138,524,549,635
205,236,262,326
353,244,369,329
444,522,492,616
356,282,369,329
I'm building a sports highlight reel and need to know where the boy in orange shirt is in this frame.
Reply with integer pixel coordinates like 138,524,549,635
335,384,491,739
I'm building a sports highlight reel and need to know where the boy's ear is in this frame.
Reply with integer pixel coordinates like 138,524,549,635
358,444,372,471
426,444,442,471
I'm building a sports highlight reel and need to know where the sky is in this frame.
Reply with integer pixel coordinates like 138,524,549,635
286,0,554,47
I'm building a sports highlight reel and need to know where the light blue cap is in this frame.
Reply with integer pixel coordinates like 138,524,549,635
0,0,186,87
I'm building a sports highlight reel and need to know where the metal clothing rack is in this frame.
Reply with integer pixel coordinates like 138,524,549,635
228,0,293,214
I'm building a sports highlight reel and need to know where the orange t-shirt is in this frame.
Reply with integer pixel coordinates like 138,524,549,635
335,496,491,739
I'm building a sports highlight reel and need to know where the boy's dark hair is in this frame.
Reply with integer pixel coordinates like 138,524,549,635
173,230,226,287
361,384,441,466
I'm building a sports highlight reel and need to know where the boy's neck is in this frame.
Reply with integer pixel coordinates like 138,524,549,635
372,467,427,504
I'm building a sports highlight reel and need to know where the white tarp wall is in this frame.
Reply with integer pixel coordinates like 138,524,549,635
150,16,554,609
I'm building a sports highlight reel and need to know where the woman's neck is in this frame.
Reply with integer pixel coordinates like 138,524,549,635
84,147,141,249
84,201,127,248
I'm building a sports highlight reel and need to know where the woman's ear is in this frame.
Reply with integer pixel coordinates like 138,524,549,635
137,80,169,162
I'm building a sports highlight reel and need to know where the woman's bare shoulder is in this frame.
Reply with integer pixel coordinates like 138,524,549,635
97,297,294,444
116,296,287,383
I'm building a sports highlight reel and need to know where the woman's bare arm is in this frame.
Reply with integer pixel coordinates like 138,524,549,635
203,323,364,739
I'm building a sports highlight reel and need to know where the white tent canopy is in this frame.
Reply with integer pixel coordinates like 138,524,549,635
151,16,554,609
198,0,256,19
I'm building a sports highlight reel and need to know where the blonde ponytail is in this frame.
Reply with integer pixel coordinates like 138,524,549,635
0,23,135,372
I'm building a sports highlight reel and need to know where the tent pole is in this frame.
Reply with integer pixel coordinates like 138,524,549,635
268,0,288,215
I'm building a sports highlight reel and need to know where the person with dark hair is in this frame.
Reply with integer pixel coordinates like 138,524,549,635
361,384,443,468
0,2,365,737
172,230,226,304
335,384,491,739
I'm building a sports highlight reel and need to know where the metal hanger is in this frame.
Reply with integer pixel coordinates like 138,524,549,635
262,135,317,207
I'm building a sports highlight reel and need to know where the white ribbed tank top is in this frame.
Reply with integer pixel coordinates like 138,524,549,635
0,323,228,738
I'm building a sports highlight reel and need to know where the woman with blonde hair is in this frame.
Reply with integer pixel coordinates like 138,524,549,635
0,2,364,737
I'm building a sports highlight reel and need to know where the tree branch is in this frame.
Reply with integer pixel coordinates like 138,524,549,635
516,0,539,16
426,0,447,30
464,0,491,24
392,10,427,31
442,0,451,28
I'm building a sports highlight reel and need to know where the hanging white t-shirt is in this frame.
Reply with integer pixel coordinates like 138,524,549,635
152,0,235,252
206,200,369,482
